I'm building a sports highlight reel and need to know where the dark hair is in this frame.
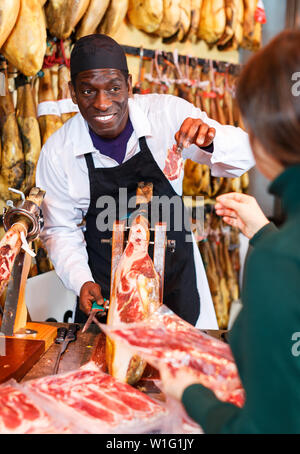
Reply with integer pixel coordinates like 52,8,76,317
237,29,300,167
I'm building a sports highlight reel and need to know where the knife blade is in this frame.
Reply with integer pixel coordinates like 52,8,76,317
53,324,79,374
81,300,109,334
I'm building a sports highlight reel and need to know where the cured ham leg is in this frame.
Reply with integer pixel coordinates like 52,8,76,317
76,0,110,39
0,64,24,209
0,0,20,48
45,0,90,40
38,68,63,145
106,215,161,385
17,83,41,195
2,0,46,77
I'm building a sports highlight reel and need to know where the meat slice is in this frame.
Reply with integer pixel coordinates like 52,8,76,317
163,144,184,181
103,306,245,407
0,383,61,434
24,362,167,434
106,215,161,385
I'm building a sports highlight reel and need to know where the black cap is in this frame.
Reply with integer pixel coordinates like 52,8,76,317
70,34,128,80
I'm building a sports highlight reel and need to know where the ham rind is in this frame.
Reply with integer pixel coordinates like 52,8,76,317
24,363,167,434
163,144,184,181
103,307,245,407
0,384,60,434
106,215,161,384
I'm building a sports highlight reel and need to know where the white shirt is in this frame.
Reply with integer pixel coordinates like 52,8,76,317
36,93,254,329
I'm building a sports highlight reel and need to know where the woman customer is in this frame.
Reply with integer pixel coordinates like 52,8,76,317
174,30,300,433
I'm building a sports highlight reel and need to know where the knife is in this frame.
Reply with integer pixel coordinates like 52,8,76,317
53,324,79,374
81,299,109,334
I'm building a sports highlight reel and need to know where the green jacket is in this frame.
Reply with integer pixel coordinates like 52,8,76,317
182,165,300,434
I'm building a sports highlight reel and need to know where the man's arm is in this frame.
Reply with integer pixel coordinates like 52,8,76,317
171,96,255,178
36,143,95,298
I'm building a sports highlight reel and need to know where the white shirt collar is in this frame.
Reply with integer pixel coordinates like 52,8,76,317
70,96,152,157
128,96,152,139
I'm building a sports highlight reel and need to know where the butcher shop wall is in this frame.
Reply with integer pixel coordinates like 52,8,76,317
111,19,239,88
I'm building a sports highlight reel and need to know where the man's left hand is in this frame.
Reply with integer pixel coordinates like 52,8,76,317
175,118,216,149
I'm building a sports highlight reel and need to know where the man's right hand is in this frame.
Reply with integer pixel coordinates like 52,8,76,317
79,281,106,315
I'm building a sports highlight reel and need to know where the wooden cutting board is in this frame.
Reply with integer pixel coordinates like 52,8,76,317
0,337,45,384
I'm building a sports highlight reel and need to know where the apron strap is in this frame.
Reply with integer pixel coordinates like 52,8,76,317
84,153,95,176
138,136,149,152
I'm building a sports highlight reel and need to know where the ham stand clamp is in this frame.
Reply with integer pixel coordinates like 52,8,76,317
0,187,57,384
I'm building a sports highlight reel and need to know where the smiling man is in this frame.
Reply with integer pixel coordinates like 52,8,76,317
36,34,254,328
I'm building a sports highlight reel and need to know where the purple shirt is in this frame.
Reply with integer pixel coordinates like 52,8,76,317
89,118,134,165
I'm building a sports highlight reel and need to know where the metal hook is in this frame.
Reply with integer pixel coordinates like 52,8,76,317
8,187,25,202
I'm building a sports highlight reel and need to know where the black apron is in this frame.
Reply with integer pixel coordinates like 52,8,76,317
75,137,200,325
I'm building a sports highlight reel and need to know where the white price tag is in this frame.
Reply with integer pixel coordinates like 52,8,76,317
57,98,79,114
37,101,61,117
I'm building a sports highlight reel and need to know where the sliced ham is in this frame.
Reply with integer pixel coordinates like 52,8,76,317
104,307,245,407
163,144,184,181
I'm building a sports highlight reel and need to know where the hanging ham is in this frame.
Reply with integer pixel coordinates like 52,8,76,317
76,0,110,39
2,0,46,77
127,0,164,34
0,68,24,208
98,0,129,36
45,0,90,40
156,0,181,38
0,0,20,49
38,68,64,145
57,65,78,124
186,0,203,43
17,82,42,195
198,0,226,45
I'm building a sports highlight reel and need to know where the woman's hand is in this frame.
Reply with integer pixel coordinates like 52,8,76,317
215,193,270,239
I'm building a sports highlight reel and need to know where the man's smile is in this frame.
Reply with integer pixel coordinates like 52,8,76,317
93,114,116,123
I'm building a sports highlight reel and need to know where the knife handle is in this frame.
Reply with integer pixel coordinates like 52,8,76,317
55,327,68,344
65,323,79,341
